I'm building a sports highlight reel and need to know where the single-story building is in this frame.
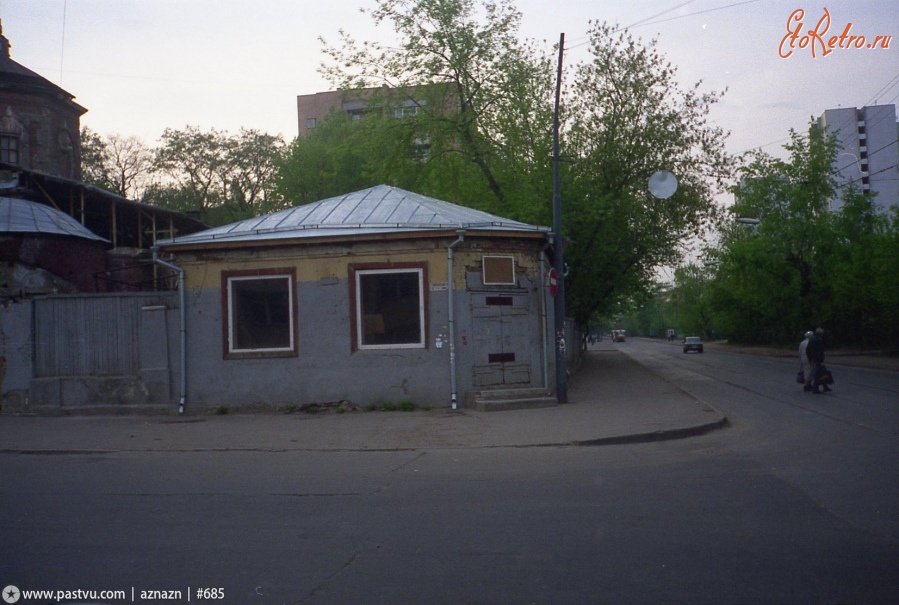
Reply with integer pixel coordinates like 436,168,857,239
157,185,561,410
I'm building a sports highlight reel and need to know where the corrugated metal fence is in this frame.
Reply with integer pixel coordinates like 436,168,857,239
33,292,178,378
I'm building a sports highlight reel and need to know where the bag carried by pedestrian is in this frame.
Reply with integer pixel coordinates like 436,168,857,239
819,365,834,385
796,370,804,384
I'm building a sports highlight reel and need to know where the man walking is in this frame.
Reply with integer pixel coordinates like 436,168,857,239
799,331,813,391
806,327,830,394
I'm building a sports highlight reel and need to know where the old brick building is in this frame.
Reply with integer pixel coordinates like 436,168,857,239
0,20,205,297
0,20,86,179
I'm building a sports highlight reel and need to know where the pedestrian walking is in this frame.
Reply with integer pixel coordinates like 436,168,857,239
798,331,813,391
806,327,831,394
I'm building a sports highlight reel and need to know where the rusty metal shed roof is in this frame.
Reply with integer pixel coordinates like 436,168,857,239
158,185,550,249
0,196,109,242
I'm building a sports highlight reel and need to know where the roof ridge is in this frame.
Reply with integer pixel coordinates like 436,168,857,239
157,185,550,247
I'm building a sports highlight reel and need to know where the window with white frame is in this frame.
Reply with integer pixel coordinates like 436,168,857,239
394,104,420,119
223,270,296,357
353,266,425,349
482,255,516,285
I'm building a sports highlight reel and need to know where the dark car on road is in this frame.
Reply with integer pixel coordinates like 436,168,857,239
683,336,704,353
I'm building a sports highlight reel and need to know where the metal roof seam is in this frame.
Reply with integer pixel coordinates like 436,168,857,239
156,186,550,246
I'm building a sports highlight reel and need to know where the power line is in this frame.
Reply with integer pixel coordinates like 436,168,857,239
566,1,762,52
59,0,67,85
743,80,899,157
626,0,697,29
867,71,899,105
631,0,762,29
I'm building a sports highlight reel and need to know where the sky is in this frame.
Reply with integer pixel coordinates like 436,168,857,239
2,0,897,164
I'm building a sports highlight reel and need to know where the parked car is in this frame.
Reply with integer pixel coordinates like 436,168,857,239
683,336,704,353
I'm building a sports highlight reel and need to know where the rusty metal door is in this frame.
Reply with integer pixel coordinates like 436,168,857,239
470,293,532,387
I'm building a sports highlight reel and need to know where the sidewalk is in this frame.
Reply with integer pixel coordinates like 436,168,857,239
0,341,726,453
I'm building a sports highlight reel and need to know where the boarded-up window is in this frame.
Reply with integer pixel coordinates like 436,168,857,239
483,256,515,285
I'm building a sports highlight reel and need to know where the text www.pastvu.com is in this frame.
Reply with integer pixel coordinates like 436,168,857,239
3,584,222,603
4,586,126,603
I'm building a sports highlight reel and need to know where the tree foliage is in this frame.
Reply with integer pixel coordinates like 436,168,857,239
275,93,508,207
81,126,286,226
308,0,735,328
703,127,898,347
318,0,555,215
705,128,839,344
561,22,734,325
80,127,153,199
150,126,285,225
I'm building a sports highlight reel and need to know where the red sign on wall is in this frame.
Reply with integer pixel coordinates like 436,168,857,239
548,268,559,297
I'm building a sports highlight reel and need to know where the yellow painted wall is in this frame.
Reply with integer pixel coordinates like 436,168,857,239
174,236,544,290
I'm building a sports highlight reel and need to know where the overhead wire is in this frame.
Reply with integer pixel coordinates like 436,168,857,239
742,71,899,157
565,1,761,54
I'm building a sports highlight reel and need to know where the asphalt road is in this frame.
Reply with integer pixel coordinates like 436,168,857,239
618,337,899,542
1,340,897,605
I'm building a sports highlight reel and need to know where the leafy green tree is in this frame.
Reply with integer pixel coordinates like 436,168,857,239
80,127,109,188
151,126,285,225
312,1,736,330
227,128,287,216
706,128,838,344
152,126,229,213
626,285,669,338
561,22,734,326
668,264,716,338
275,111,377,205
825,188,897,347
705,125,899,347
318,0,555,215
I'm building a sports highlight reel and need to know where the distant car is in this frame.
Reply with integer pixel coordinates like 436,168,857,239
613,330,626,342
683,336,704,353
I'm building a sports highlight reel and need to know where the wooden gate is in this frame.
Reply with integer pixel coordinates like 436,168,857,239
33,292,177,378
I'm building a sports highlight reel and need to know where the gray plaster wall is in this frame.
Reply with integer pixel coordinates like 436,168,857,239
181,275,554,409
177,239,556,410
0,257,557,413
183,277,455,409
2,294,182,412
0,300,33,409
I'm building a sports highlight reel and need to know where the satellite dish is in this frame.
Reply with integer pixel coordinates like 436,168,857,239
648,170,678,199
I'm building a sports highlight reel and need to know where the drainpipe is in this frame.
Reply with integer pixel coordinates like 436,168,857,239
540,240,552,391
447,230,466,410
152,247,187,414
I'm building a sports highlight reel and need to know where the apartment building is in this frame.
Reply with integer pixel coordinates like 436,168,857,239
816,104,899,214
297,87,429,137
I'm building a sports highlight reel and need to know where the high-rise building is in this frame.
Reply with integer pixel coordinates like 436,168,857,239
816,104,899,214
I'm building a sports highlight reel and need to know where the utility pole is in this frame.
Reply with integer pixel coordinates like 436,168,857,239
552,33,567,404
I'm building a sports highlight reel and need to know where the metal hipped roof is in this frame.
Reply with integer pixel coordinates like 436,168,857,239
157,185,550,248
0,196,110,243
